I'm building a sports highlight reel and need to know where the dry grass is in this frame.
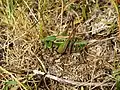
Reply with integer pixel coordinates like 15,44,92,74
0,0,120,90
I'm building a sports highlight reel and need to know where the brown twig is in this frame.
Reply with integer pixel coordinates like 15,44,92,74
117,14,120,38
33,70,113,87
116,0,120,38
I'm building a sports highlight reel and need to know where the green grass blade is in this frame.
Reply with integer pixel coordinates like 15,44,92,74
110,0,119,14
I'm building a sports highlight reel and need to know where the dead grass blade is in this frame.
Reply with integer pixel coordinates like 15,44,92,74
0,66,27,90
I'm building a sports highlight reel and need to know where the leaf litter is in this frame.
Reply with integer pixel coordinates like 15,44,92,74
0,0,120,90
